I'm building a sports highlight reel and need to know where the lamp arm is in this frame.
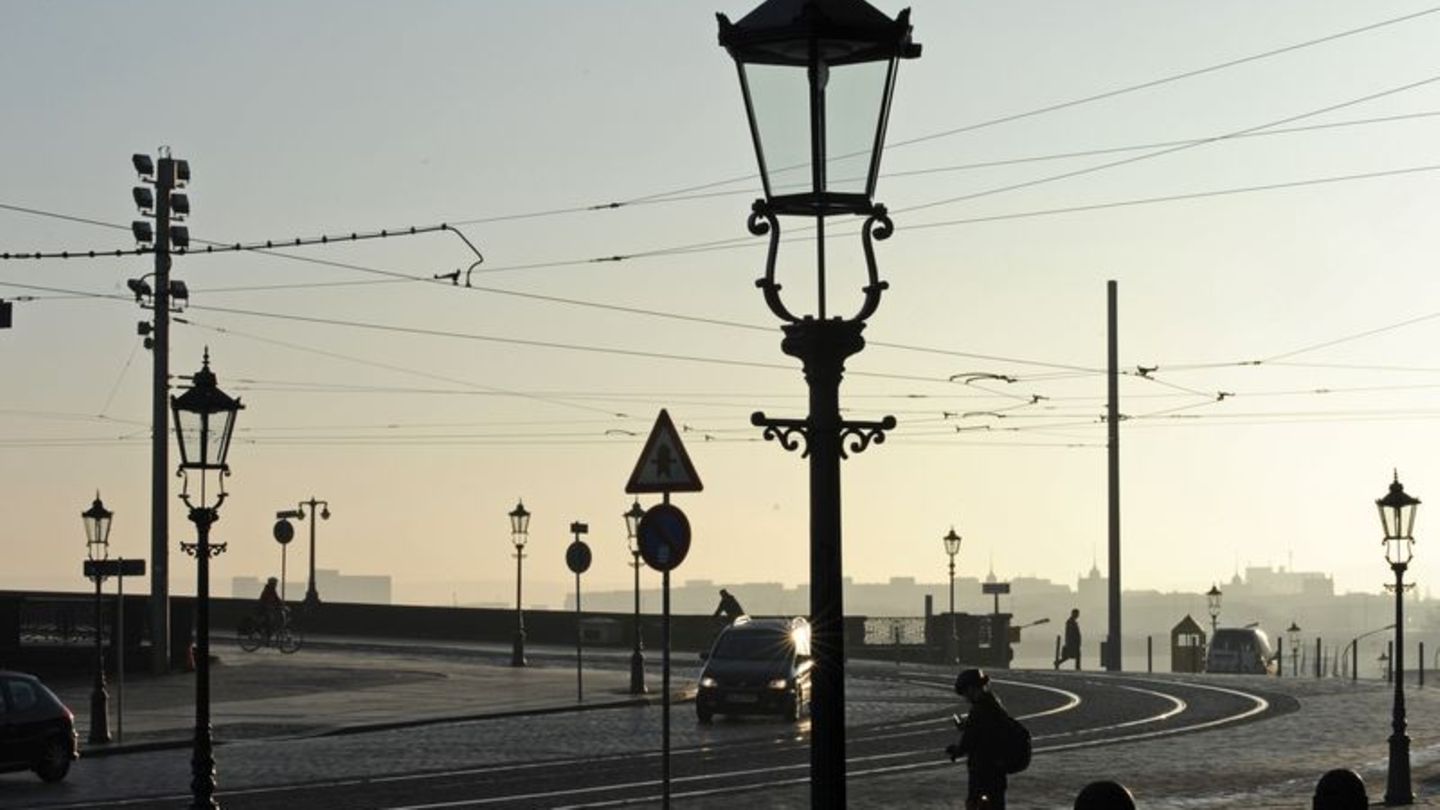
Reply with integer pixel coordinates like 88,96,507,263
850,205,892,323
748,200,798,324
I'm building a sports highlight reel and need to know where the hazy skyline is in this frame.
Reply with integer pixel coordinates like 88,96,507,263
5,2,1440,605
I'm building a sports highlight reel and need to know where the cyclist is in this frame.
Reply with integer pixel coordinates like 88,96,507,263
257,576,283,636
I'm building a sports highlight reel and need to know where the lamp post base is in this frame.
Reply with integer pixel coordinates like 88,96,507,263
88,672,111,745
511,631,527,667
629,647,647,695
1385,730,1414,805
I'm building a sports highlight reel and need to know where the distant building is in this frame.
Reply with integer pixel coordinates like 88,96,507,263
232,568,392,605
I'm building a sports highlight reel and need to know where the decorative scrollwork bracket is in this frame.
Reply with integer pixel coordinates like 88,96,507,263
752,411,810,456
839,415,897,459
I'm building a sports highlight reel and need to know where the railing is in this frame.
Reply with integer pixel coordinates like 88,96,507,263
19,596,107,646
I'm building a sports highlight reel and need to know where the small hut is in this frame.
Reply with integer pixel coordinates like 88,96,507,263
1171,614,1207,673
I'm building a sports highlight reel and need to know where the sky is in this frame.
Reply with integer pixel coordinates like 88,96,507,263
4,1,1440,609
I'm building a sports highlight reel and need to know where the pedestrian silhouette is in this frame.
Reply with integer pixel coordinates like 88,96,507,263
1312,768,1367,809
1075,780,1135,809
1055,608,1081,670
945,668,1020,809
713,589,745,621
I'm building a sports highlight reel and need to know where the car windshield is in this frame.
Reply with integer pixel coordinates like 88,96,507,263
712,629,792,661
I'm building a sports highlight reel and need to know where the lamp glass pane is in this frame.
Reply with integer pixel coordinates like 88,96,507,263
1379,503,1400,539
824,60,889,196
1404,502,1418,539
743,63,813,196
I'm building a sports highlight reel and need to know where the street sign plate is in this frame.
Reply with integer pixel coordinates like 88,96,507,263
273,520,295,545
637,503,691,572
981,582,1011,595
84,559,146,578
625,409,703,494
566,540,592,574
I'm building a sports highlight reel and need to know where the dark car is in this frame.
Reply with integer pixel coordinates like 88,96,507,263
696,616,812,723
0,671,78,782
1205,628,1276,675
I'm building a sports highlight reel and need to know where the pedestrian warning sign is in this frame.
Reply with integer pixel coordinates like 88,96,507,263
625,409,703,494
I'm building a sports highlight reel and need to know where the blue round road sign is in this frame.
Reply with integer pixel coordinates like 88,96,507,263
637,503,691,572
566,540,592,574
272,520,294,545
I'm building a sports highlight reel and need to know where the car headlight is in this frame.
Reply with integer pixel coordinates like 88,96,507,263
768,678,790,690
699,676,718,689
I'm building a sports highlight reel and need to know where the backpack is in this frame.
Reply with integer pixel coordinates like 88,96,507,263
999,714,1032,774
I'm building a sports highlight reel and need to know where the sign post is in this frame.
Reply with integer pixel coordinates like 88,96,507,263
565,522,591,703
626,409,702,810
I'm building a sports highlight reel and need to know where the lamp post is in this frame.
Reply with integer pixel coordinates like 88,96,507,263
82,494,113,745
171,349,243,809
1286,621,1301,678
625,499,647,695
1377,472,1419,806
275,498,330,610
509,500,530,668
718,4,919,803
1206,584,1222,637
943,527,961,664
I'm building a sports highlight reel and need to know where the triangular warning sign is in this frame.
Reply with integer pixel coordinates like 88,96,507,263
625,409,703,494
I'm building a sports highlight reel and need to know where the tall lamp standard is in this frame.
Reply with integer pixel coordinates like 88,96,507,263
718,3,919,804
1206,584,1222,637
624,499,647,695
297,498,331,610
82,494,114,745
943,528,962,664
1377,472,1419,806
509,500,531,667
171,350,243,809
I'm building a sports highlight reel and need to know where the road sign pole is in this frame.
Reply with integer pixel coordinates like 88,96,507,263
576,570,583,703
117,561,124,744
662,566,671,810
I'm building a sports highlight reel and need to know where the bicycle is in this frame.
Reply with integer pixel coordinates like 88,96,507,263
237,605,303,654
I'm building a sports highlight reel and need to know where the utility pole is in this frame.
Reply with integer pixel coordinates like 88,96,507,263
1106,280,1122,672
132,150,190,674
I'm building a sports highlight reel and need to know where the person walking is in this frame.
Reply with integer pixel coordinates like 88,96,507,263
1055,608,1082,670
945,668,1012,809
713,589,745,622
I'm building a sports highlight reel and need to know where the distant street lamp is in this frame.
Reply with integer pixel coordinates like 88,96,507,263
624,499,647,695
82,493,113,745
1206,584,1223,637
1286,621,1301,678
285,498,331,610
1377,472,1419,806
942,528,962,664
171,349,243,809
1345,623,1397,682
509,500,531,668
717,2,920,803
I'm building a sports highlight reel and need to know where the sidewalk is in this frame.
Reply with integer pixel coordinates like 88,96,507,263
54,636,671,756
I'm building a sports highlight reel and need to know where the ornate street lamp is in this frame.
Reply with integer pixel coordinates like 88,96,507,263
509,500,531,667
1286,621,1301,679
942,527,961,664
1377,471,1419,806
624,499,647,695
718,2,920,803
82,493,113,745
171,349,243,809
1206,584,1222,638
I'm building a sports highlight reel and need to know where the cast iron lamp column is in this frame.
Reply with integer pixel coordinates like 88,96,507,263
509,500,531,667
624,499,647,695
943,528,961,664
171,349,243,810
82,494,114,745
298,498,331,610
1206,584,1222,638
1377,472,1419,806
1285,622,1301,678
718,3,920,804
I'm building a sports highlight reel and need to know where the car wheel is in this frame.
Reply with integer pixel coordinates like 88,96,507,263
33,737,71,783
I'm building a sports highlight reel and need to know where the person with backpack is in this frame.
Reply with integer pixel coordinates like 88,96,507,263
945,668,1027,809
